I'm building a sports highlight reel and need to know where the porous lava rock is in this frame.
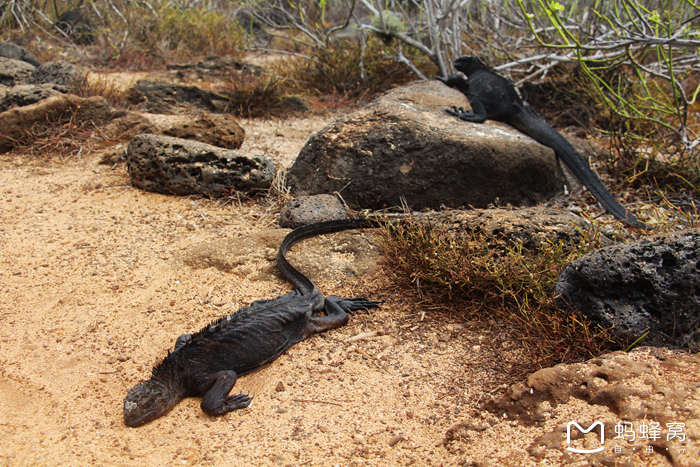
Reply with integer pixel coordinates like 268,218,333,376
28,61,84,87
126,134,274,196
0,83,68,112
125,80,223,114
555,228,700,348
476,347,700,463
0,57,35,86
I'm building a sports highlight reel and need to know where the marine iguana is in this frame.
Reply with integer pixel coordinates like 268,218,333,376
437,55,646,229
123,218,381,427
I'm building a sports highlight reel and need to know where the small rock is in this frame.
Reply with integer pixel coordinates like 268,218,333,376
275,381,286,392
0,41,41,67
0,83,69,112
279,194,348,228
28,60,84,87
159,113,245,149
0,57,35,86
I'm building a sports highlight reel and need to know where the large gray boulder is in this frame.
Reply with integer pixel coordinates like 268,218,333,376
555,229,700,348
127,134,275,196
287,80,573,211
0,41,41,67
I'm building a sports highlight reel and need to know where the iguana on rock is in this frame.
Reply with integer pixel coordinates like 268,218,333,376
123,219,381,427
437,55,646,229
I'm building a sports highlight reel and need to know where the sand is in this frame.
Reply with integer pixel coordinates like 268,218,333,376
0,106,696,467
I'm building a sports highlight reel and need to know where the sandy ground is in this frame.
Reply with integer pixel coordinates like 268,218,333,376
1,105,698,467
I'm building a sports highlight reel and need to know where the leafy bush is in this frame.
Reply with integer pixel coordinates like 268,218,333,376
512,0,700,193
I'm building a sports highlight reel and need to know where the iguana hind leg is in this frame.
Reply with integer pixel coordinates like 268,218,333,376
330,297,382,314
305,297,382,334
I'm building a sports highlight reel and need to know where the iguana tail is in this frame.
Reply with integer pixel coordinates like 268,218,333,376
277,218,381,297
511,106,647,228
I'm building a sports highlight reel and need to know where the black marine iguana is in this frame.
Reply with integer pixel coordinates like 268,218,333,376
437,55,646,229
123,218,381,427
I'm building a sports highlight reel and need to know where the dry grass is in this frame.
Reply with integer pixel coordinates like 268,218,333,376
379,218,622,368
218,72,290,118
7,110,106,161
69,73,128,108
277,37,438,103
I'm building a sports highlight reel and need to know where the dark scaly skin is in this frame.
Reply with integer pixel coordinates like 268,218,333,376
437,55,647,229
123,219,381,427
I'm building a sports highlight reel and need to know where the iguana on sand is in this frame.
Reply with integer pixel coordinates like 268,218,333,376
123,218,381,427
438,55,646,229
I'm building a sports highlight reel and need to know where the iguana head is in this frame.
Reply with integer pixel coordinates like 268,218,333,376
454,56,488,75
123,379,181,427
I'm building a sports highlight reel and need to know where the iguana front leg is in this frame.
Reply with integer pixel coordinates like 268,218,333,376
201,370,253,416
174,334,192,351
436,73,470,95
446,104,488,123
436,74,488,123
